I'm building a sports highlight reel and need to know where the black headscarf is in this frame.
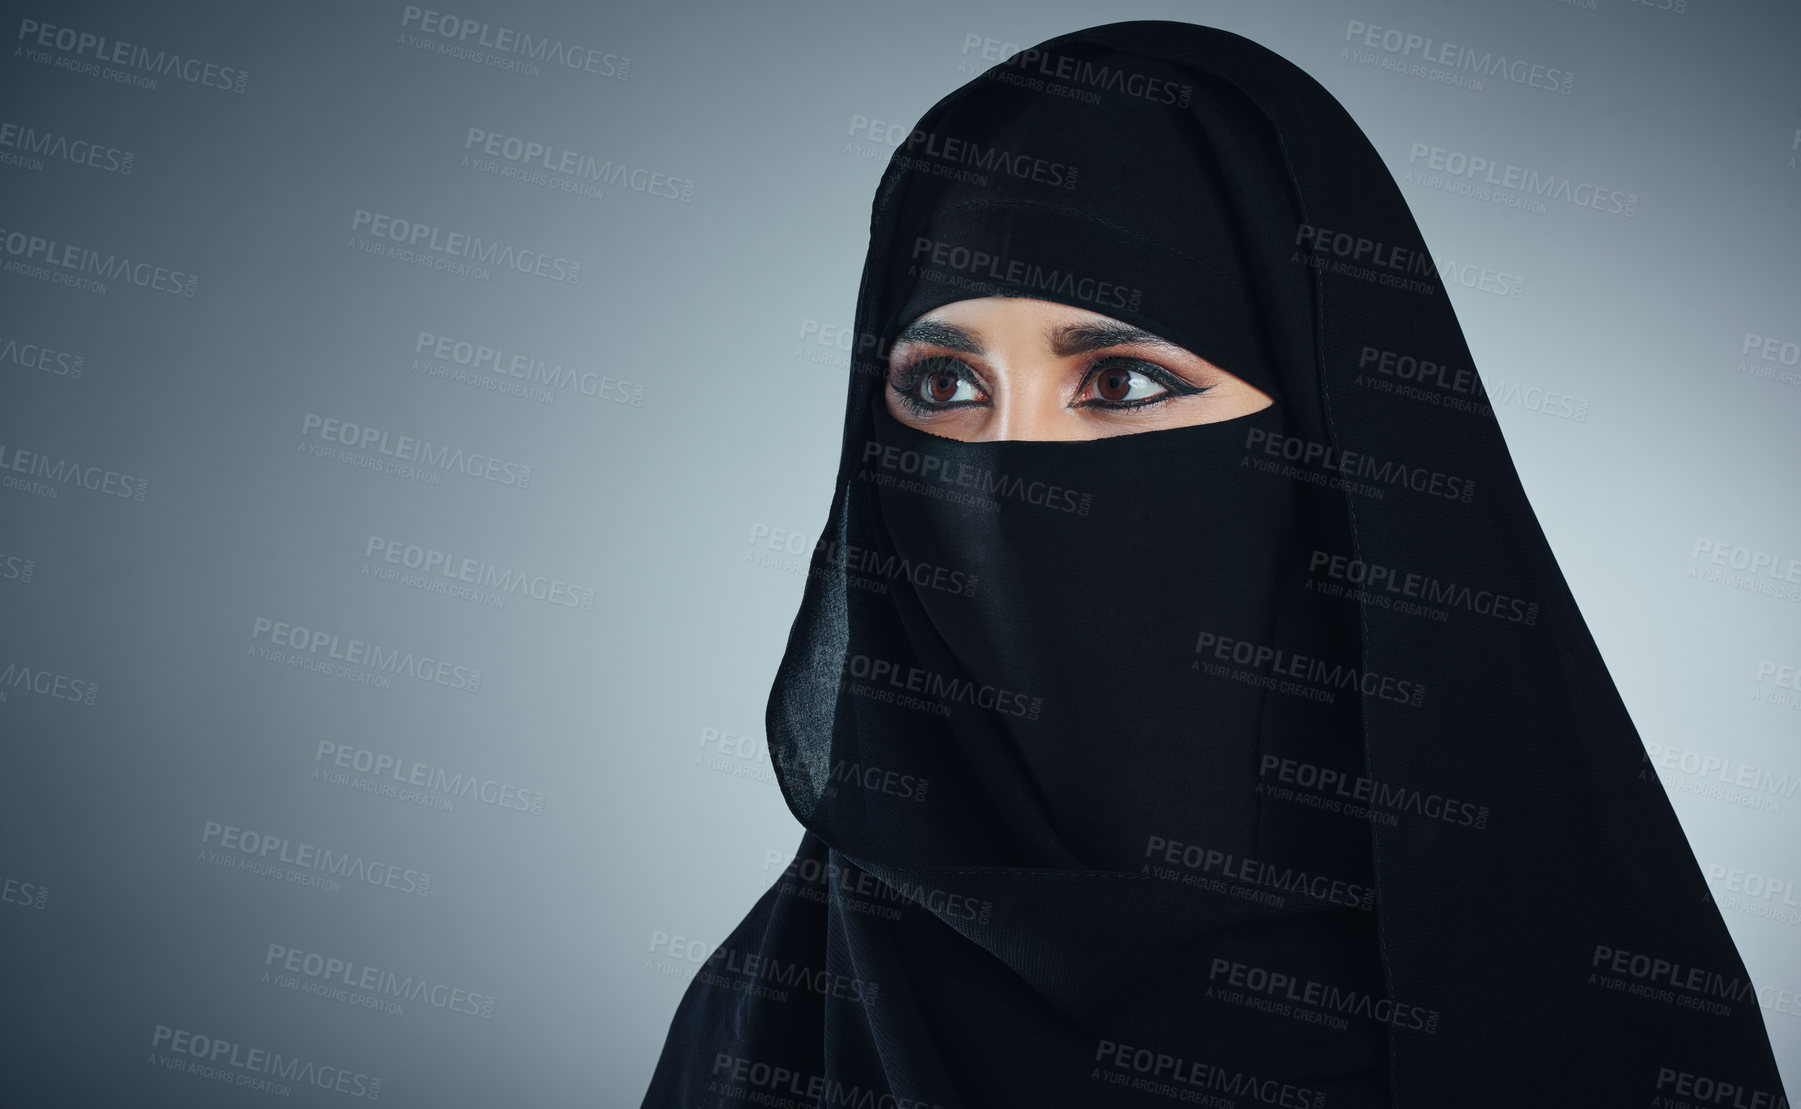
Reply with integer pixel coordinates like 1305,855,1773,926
643,21,1789,1108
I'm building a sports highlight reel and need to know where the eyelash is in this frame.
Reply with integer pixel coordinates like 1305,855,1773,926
887,354,1208,415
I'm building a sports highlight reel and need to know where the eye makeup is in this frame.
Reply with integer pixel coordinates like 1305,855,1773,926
1073,356,1212,410
885,351,1213,416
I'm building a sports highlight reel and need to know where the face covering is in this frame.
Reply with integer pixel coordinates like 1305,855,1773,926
866,397,1373,880
862,394,1397,1101
642,21,1790,1109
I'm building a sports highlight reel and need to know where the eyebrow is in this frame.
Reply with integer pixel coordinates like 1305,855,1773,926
892,317,1178,358
1047,322,1179,357
893,319,984,354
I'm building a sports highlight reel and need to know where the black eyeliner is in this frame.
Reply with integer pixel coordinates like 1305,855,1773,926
889,353,1211,415
887,355,990,415
1072,356,1212,411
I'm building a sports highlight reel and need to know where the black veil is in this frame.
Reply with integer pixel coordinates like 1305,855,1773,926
643,21,1788,1107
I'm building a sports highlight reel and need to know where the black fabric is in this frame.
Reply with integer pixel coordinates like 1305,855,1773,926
643,21,1789,1108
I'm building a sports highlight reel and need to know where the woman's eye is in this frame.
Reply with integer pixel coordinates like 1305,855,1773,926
919,368,979,405
1083,362,1170,405
891,358,987,410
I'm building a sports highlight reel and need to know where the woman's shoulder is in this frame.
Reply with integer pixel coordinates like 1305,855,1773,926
637,831,831,1108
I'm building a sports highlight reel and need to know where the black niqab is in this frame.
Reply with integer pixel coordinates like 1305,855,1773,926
643,21,1789,1108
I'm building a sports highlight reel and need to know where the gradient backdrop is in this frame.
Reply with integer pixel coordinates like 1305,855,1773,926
1,0,1798,1104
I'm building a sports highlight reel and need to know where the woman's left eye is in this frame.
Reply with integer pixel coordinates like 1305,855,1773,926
1079,360,1172,406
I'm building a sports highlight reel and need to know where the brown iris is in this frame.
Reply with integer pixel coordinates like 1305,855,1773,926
1094,365,1135,402
925,370,964,403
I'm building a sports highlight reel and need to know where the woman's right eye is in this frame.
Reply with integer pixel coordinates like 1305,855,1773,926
918,368,978,405
892,358,988,410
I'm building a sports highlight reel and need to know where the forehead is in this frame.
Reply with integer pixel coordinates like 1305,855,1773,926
909,296,1109,327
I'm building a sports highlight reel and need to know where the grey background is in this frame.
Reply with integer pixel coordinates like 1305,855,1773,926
0,0,1796,1104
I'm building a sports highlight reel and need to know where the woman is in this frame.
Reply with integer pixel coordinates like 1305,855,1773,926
644,21,1788,1107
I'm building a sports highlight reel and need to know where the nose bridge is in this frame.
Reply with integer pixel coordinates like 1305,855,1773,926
984,338,1078,442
